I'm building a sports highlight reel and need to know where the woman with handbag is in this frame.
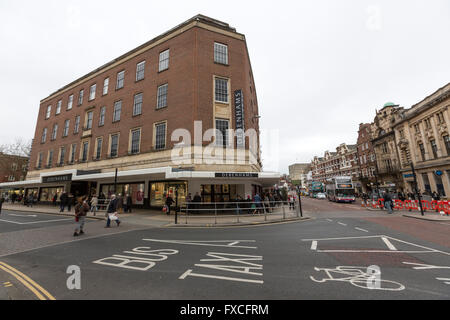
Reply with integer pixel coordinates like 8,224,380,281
105,194,121,228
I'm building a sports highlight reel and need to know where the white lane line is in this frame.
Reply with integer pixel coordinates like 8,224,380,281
311,241,318,251
355,227,369,233
436,278,450,285
326,219,333,222
0,218,72,225
337,222,347,226
382,237,398,251
7,214,38,218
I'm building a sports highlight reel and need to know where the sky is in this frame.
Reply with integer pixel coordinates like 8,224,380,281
0,0,449,174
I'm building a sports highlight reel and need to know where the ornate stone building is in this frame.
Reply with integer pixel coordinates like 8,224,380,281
356,123,377,192
393,83,450,198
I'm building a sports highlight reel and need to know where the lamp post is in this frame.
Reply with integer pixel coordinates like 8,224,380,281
410,162,424,216
175,186,179,225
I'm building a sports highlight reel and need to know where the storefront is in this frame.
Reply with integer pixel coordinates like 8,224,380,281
100,182,146,206
150,181,187,207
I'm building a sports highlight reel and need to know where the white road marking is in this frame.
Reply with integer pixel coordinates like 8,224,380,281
355,227,369,233
403,262,450,270
382,237,398,251
0,218,72,225
7,214,38,218
326,219,333,222
337,222,347,226
179,269,264,284
311,241,318,251
143,239,257,249
436,278,450,285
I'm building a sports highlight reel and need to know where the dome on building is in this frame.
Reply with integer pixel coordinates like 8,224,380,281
383,102,396,107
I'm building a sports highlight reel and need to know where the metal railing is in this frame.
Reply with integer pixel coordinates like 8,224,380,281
176,200,301,225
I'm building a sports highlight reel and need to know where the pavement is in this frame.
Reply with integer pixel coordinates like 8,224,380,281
363,205,450,222
1,203,308,228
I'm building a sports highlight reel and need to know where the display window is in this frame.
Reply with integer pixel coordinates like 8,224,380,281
150,181,187,207
39,187,64,202
100,183,145,205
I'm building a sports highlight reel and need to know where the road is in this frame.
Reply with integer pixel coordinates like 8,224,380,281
0,198,449,301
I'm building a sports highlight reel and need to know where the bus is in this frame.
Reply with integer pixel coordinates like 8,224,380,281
310,181,324,198
325,176,355,203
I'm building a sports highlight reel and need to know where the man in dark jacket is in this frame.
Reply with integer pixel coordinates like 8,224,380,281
383,191,393,214
165,195,174,215
106,195,121,228
74,197,89,236
0,196,4,215
60,192,68,212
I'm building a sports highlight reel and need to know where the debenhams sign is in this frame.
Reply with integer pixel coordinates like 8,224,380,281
215,173,259,178
42,174,72,183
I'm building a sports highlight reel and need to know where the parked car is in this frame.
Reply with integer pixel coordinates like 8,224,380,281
316,193,327,199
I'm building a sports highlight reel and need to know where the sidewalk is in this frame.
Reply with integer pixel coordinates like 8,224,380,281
2,204,309,227
364,205,450,222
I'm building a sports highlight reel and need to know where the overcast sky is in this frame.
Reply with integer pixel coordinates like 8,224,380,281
1,0,449,174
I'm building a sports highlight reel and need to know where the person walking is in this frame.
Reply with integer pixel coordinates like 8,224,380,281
165,195,174,215
67,193,75,212
27,193,34,208
383,191,393,214
90,195,98,216
74,197,89,236
125,194,132,213
117,194,123,214
60,192,68,212
0,195,4,215
288,195,295,211
105,194,121,228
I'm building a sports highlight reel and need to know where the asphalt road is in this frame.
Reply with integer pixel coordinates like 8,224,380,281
1,198,449,300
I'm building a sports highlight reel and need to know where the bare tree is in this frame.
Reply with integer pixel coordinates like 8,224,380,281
0,138,32,157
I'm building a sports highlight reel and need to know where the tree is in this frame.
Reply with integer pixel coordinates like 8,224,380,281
0,138,32,157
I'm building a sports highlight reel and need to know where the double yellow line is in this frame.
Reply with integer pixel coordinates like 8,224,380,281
0,261,55,300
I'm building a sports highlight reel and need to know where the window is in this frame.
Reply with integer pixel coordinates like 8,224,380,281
133,93,143,116
56,100,62,115
110,134,119,157
157,84,168,109
130,129,141,154
116,71,125,89
70,144,76,164
113,101,122,122
81,141,89,162
214,42,228,65
215,77,228,103
215,119,229,147
89,84,96,101
103,78,109,95
78,89,84,105
95,138,103,160
37,152,43,169
67,95,74,110
41,128,47,143
430,139,438,159
425,118,432,129
99,106,106,126
136,61,145,81
414,124,420,133
46,105,52,119
155,122,166,150
51,124,58,140
59,147,65,165
444,135,450,156
86,111,93,129
381,142,388,154
63,119,70,137
48,150,53,167
159,49,169,72
418,143,426,161
74,115,80,134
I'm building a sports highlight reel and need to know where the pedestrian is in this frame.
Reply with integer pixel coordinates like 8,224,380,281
60,191,68,212
165,195,174,215
0,195,4,215
383,191,393,214
253,193,262,213
192,192,201,214
117,193,123,214
90,195,98,216
52,194,57,207
27,193,34,208
67,193,75,212
263,194,271,213
125,194,132,213
74,197,89,236
105,194,121,228
432,191,440,201
288,195,295,211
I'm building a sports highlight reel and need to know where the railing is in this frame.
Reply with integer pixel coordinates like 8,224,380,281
361,198,450,215
177,201,301,225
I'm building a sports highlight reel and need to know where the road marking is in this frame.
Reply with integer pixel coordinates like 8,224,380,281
8,214,38,218
311,241,318,251
403,262,450,270
355,227,369,233
326,219,333,222
0,218,72,225
382,237,398,251
436,278,450,284
0,262,55,300
143,239,257,249
337,222,347,226
179,269,264,284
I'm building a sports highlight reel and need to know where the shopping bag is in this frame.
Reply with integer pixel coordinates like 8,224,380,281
109,213,119,221
162,205,168,213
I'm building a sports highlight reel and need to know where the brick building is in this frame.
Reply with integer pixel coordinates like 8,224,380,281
0,15,279,207
356,123,377,192
0,152,28,183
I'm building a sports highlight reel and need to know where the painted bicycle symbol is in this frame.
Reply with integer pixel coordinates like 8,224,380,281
310,266,405,291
